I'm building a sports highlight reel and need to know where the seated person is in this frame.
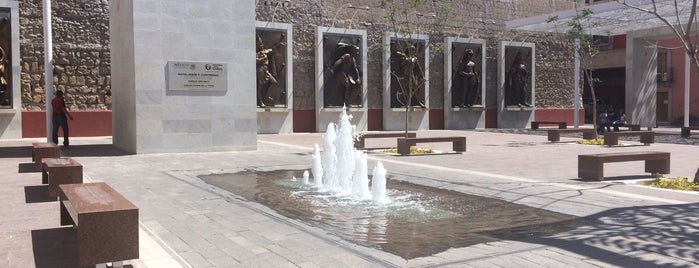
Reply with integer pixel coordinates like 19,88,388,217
612,110,627,131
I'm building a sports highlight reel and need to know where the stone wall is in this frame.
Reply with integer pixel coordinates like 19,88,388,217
19,0,111,111
17,0,576,111
257,0,577,110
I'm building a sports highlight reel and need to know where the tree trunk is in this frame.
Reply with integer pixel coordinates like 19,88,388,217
694,165,699,183
584,69,599,139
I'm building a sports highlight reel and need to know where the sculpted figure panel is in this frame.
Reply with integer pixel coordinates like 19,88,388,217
322,34,363,107
452,46,481,108
505,48,532,107
256,30,287,108
390,40,425,108
0,15,11,107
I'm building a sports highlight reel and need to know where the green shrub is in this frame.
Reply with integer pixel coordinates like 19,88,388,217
576,138,621,145
644,175,699,191
384,146,434,154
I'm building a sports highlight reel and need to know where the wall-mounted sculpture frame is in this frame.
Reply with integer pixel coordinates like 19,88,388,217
497,41,535,128
0,2,21,139
382,32,430,131
444,37,486,129
256,21,293,134
315,27,368,132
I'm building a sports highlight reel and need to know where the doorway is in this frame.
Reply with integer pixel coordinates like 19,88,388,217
656,91,669,124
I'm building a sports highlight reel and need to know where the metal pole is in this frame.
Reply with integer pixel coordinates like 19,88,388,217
574,38,580,128
43,0,53,143
685,52,690,127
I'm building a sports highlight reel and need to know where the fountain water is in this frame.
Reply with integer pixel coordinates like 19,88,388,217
200,107,586,259
311,106,387,202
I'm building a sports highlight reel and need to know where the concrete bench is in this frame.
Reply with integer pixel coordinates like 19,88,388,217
614,124,641,131
578,151,670,181
397,137,466,155
355,132,416,149
603,131,654,146
531,121,566,130
42,157,83,198
680,126,699,138
547,128,596,142
32,142,60,171
59,182,139,267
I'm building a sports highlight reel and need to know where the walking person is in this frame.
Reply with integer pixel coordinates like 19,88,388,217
51,91,73,147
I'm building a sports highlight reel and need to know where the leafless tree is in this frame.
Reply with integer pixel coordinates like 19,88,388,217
617,0,699,181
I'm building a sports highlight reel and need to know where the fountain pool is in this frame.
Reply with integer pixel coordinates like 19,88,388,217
199,107,588,259
200,169,588,259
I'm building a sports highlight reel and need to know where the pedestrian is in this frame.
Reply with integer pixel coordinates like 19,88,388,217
598,109,608,135
51,90,73,147
606,108,616,132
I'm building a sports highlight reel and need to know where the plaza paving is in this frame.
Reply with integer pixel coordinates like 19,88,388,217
1,127,698,267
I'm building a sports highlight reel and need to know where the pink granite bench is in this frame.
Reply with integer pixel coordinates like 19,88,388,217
397,137,466,155
42,157,83,198
355,132,417,149
681,126,699,138
531,121,566,130
547,128,596,142
59,182,139,267
603,131,654,146
32,142,60,171
578,151,670,181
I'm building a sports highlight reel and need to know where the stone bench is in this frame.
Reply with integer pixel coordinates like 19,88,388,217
578,151,670,181
603,131,654,146
531,121,566,130
355,132,416,149
397,137,466,155
42,157,83,198
59,182,139,267
680,126,699,138
32,142,60,171
547,128,596,142
614,124,641,131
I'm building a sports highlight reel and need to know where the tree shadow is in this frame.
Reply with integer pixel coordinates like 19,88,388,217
506,203,699,267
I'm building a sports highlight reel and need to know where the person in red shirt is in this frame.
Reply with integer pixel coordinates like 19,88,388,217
51,91,73,147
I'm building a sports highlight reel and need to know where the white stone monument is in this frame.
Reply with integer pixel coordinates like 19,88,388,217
109,0,257,153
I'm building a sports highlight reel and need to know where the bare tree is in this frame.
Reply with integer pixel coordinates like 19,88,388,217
379,0,457,136
616,0,699,181
549,8,605,138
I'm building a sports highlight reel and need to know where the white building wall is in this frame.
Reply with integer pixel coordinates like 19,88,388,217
110,0,256,154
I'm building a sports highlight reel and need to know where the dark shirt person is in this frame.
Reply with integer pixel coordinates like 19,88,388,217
51,91,73,147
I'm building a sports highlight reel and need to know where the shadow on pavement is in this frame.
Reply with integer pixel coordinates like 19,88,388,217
24,185,55,203
31,227,79,268
18,162,39,173
508,203,699,267
31,227,135,268
59,144,131,157
0,144,131,159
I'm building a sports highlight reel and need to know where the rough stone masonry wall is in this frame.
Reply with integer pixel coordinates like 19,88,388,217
18,0,575,111
257,0,577,110
19,0,111,111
